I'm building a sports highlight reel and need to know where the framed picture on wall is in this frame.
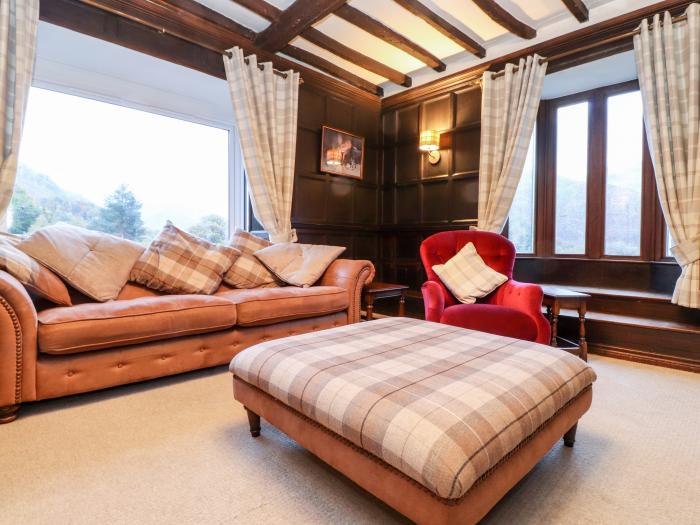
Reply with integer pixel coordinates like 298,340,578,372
320,125,364,180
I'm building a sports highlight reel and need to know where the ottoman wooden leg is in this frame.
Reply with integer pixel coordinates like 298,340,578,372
246,407,261,437
563,423,578,447
0,404,20,424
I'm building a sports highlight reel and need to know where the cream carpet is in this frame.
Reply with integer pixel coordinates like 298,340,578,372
1,355,699,525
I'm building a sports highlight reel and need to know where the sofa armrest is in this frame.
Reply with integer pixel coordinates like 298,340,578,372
0,270,38,412
492,280,551,344
318,259,375,324
421,280,445,322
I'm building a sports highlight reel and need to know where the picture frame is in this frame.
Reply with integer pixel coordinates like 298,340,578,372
320,125,364,180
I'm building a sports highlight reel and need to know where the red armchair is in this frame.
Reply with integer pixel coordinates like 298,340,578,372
420,230,550,344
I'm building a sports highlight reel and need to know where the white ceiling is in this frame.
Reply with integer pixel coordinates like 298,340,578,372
194,0,662,96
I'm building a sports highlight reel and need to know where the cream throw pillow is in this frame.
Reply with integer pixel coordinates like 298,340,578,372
254,243,345,287
432,242,508,304
130,221,241,295
18,224,145,302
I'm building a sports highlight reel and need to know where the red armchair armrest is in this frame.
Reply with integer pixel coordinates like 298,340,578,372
491,280,551,344
421,280,445,322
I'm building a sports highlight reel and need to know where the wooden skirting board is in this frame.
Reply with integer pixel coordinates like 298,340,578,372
587,343,700,375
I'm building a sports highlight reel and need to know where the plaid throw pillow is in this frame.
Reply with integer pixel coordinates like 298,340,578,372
130,221,241,294
432,242,508,304
223,229,279,289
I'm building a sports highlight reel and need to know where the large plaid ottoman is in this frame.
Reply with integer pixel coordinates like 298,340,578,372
230,317,596,524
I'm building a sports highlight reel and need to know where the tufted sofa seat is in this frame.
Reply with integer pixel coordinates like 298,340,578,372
0,258,375,423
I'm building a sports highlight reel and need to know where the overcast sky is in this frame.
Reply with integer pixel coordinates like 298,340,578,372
19,87,230,231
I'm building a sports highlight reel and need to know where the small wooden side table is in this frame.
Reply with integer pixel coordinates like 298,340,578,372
363,282,409,320
540,285,590,361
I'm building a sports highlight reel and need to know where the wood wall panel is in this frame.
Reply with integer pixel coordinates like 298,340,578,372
452,129,480,174
451,176,479,221
292,83,380,262
422,180,449,223
454,88,481,127
380,84,482,288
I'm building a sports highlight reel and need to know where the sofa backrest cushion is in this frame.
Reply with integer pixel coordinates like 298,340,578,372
18,224,144,302
0,237,72,306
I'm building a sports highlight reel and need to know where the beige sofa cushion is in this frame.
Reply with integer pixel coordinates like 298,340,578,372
255,243,346,287
432,242,508,304
0,237,72,306
38,294,238,355
130,221,240,295
216,285,348,326
223,229,279,289
18,224,144,302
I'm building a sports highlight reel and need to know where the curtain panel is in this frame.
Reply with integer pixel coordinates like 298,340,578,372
0,0,39,222
224,47,299,243
634,4,700,308
477,54,547,233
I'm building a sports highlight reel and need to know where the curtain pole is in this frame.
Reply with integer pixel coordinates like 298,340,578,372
223,50,303,84
490,12,689,80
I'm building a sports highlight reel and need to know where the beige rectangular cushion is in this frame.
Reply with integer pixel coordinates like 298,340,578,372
254,243,345,287
216,285,348,326
19,224,145,302
0,237,72,305
38,295,237,355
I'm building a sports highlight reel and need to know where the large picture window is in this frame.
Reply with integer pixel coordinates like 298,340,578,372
509,80,667,262
10,87,233,244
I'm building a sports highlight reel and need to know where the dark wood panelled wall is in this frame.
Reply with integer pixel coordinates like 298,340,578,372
292,84,381,263
380,87,481,288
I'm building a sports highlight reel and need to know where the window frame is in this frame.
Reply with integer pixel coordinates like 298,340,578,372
22,80,246,238
526,79,668,263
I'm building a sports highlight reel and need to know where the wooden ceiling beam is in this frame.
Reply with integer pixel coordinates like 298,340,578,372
391,0,485,58
472,0,536,39
79,0,253,50
561,0,589,23
254,0,347,52
78,0,383,96
233,0,411,86
335,5,446,71
283,45,383,95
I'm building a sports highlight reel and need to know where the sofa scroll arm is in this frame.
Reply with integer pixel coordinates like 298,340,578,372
0,271,38,422
318,259,375,324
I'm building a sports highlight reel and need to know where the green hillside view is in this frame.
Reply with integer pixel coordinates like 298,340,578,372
10,165,227,244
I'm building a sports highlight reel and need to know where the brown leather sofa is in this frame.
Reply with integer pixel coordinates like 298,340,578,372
0,259,374,423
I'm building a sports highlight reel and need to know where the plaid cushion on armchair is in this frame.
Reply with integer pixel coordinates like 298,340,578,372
432,242,508,304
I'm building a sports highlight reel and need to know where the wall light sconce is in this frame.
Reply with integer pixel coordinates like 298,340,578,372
419,130,441,164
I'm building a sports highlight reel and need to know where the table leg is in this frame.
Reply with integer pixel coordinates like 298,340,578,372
398,291,406,317
578,302,588,361
550,302,560,347
365,294,374,321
